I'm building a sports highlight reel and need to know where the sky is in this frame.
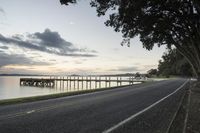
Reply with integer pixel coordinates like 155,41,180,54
0,0,166,75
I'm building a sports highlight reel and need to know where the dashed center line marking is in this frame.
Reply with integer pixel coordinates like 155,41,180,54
26,110,35,114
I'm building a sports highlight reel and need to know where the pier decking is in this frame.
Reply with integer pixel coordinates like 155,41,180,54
20,76,148,89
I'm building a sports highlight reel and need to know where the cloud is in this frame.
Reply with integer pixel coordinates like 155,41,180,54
0,29,97,57
33,29,73,49
69,21,75,25
74,60,83,64
108,66,140,72
0,46,8,49
113,48,119,51
0,7,5,14
0,51,49,68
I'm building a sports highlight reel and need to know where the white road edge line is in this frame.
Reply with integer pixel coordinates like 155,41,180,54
102,79,189,133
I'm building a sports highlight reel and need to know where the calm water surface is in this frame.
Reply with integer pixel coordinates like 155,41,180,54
0,76,62,100
0,76,132,100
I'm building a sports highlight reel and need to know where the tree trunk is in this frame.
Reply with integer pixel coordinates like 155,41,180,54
188,58,200,80
192,0,200,14
196,72,200,88
197,72,200,81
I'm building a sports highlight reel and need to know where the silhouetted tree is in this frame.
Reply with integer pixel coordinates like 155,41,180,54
147,69,158,77
158,49,193,77
60,0,200,80
60,0,76,5
135,72,141,78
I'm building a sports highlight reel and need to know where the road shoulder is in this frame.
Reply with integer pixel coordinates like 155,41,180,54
168,81,200,133
185,82,200,133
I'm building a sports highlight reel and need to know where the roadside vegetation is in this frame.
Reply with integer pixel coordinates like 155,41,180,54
60,0,200,83
147,48,193,78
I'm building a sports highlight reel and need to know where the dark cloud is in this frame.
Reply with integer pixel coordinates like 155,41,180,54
109,66,140,72
0,51,49,68
0,29,97,57
0,46,8,49
33,29,72,48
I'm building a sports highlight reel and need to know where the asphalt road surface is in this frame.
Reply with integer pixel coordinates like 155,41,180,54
0,79,188,133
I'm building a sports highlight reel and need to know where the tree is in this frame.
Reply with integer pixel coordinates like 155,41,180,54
60,0,200,80
158,49,193,77
147,69,158,77
135,72,141,78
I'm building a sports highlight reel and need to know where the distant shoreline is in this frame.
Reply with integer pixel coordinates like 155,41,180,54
0,74,49,77
0,73,146,77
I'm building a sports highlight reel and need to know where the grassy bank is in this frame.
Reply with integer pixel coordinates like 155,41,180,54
0,82,152,106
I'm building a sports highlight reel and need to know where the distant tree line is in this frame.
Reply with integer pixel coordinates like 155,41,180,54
147,49,193,78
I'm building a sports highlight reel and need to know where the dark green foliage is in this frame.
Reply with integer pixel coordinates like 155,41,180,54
147,69,158,75
60,0,200,79
158,49,193,77
60,0,77,5
147,69,158,77
135,72,141,78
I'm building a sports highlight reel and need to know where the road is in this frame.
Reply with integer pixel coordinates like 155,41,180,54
0,79,188,133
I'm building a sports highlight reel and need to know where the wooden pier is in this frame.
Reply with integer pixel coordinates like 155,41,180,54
20,78,55,87
20,75,148,89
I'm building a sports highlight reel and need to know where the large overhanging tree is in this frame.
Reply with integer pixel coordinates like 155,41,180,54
60,0,200,80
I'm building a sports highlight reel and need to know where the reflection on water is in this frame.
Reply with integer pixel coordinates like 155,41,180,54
0,76,134,100
0,76,59,100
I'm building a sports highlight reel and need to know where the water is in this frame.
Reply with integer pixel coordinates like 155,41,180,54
0,76,60,100
0,76,133,100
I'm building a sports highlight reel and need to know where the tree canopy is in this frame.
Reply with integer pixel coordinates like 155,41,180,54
158,49,193,77
60,0,200,79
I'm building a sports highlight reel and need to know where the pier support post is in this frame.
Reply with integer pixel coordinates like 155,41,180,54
66,76,68,90
86,76,88,90
109,76,111,87
82,76,84,90
77,76,79,90
95,76,97,89
99,76,101,88
70,76,72,91
74,76,76,90
117,77,119,86
90,76,92,89
120,77,122,86
60,77,62,89
105,77,107,88
63,77,64,89
55,77,58,88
